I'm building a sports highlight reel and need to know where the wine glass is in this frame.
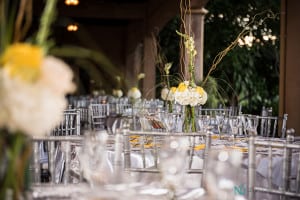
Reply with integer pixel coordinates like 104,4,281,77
158,136,189,196
79,130,113,187
162,113,176,132
216,112,225,138
239,114,248,136
246,115,259,135
229,116,242,145
198,115,211,133
205,149,245,200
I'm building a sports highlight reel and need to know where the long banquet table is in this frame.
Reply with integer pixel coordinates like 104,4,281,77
29,133,300,200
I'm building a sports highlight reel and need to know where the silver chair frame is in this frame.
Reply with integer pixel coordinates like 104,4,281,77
248,135,300,200
88,103,110,131
31,135,83,185
258,113,288,138
52,109,81,136
123,129,212,185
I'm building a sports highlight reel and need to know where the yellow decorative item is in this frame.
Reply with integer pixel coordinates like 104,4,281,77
0,43,42,82
194,144,206,151
0,0,75,199
173,29,208,132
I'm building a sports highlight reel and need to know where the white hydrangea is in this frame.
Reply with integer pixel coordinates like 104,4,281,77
112,89,123,98
174,81,207,106
161,87,176,101
127,87,141,99
0,56,75,136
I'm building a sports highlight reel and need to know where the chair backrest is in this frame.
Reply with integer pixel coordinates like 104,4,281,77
258,113,288,138
122,129,212,185
116,103,132,116
197,106,239,135
31,135,83,185
88,103,110,131
247,134,300,200
197,107,234,117
52,108,81,136
78,107,89,130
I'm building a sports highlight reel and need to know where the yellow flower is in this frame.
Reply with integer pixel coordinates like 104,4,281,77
177,81,188,92
170,87,177,93
164,62,172,75
195,86,205,95
0,43,43,82
137,73,145,80
131,87,139,92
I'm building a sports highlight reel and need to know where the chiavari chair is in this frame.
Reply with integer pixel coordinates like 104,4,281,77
88,103,109,131
51,108,81,136
123,129,212,186
31,135,83,184
248,131,300,200
258,113,288,138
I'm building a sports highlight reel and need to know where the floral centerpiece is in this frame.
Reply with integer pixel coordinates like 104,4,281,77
127,73,145,103
112,76,123,98
0,0,75,199
173,31,207,132
160,63,177,112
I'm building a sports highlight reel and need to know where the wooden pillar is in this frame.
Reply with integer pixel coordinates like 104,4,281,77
125,22,144,91
142,33,157,99
125,43,143,88
183,7,208,83
280,0,300,135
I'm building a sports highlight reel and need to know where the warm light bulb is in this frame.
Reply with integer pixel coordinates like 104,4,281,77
65,0,79,6
67,24,78,32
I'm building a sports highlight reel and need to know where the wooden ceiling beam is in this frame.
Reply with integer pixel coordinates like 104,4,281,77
146,0,180,32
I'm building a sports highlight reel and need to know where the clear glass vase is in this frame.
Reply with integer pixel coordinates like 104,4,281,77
183,105,197,133
0,129,32,200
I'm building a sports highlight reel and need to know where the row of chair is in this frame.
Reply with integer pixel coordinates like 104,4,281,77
31,127,300,199
58,103,288,138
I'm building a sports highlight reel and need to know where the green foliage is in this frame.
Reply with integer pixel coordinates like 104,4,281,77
204,0,280,115
0,0,20,54
155,16,181,96
158,0,280,115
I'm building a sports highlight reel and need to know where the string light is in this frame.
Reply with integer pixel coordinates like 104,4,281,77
65,0,79,6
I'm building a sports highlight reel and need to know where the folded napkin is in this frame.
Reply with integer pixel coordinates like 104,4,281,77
194,144,206,151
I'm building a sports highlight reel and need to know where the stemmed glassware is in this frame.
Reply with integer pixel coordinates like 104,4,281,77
245,115,259,135
79,131,112,187
159,136,189,197
162,113,176,132
216,112,226,138
229,116,242,145
205,149,245,200
197,115,211,133
239,114,248,136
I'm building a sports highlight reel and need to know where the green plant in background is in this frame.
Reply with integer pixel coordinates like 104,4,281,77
157,0,280,115
204,0,280,114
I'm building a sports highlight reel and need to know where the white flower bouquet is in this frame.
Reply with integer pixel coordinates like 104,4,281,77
0,44,75,136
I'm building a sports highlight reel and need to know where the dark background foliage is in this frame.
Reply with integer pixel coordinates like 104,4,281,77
157,0,280,115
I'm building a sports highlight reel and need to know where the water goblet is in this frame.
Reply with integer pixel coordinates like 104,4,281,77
216,113,225,138
159,136,189,196
229,116,242,145
205,149,245,200
197,115,211,133
79,131,112,187
239,114,248,136
162,113,176,132
246,115,259,136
